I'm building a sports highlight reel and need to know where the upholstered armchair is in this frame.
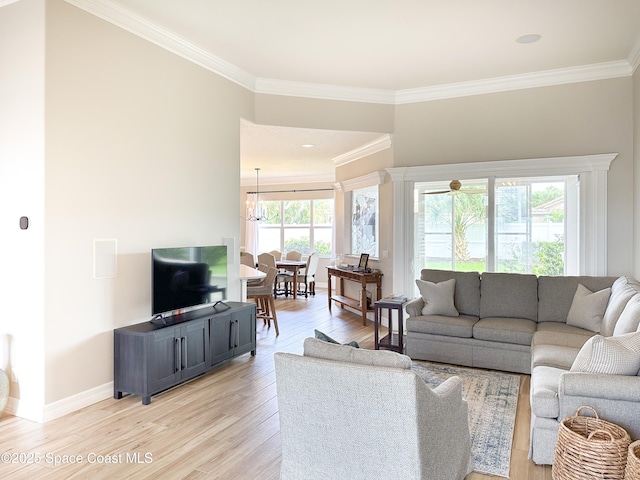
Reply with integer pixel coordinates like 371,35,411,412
274,338,472,480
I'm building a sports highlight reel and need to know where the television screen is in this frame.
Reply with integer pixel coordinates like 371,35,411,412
152,245,227,315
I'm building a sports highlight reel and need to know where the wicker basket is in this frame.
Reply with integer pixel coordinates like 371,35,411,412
552,406,631,480
625,440,640,480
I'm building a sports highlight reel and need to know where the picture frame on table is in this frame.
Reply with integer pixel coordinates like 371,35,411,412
358,253,369,270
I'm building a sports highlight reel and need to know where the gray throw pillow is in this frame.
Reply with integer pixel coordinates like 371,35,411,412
566,284,611,333
416,278,459,317
570,331,640,375
314,329,359,348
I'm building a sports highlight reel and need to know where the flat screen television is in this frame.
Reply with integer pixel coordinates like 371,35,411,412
152,245,227,316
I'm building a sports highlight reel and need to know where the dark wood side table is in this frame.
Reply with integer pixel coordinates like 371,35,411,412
374,298,408,354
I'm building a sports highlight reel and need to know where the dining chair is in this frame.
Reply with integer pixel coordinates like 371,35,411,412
268,250,282,261
284,250,302,261
257,252,276,269
285,252,319,297
246,266,279,336
240,251,256,267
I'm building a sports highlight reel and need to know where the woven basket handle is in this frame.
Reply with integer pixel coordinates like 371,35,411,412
575,405,600,420
587,429,615,442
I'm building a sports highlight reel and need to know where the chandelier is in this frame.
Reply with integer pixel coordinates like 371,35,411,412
246,167,267,222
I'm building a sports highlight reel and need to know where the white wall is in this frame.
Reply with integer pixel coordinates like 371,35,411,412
634,68,640,278
0,0,46,420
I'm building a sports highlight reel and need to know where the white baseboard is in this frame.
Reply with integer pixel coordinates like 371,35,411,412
43,382,114,423
5,382,114,423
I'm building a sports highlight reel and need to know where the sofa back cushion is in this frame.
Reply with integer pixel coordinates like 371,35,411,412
613,293,640,336
537,276,616,323
480,272,538,321
602,276,640,336
420,269,480,317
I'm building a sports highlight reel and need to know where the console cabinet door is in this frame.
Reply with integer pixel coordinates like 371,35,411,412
234,308,256,357
179,319,209,380
209,313,235,365
148,327,180,396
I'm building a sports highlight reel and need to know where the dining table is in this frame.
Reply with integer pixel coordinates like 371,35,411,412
275,260,307,299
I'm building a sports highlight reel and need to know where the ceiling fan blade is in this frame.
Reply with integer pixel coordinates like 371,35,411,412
460,189,487,194
422,190,452,195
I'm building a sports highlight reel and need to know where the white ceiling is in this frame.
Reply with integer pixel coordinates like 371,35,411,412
70,0,640,183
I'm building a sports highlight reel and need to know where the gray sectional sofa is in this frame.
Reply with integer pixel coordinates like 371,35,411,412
405,269,640,465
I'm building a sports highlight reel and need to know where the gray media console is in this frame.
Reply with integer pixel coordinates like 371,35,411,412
114,301,256,405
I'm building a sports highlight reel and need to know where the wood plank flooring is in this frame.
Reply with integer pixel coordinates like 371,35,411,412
0,290,552,479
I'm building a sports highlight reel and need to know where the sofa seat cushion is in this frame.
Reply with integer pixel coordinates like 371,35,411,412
406,315,478,338
473,317,537,346
534,323,595,348
531,366,565,419
531,344,581,370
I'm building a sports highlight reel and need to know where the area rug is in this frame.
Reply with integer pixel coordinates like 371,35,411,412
411,361,520,478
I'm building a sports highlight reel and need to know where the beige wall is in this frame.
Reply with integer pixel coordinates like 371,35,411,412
41,0,253,412
394,78,635,276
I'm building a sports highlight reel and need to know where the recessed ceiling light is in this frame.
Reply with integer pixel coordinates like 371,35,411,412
302,144,315,148
517,34,541,44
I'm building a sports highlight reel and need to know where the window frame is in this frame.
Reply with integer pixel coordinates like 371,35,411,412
257,198,335,257
387,154,617,296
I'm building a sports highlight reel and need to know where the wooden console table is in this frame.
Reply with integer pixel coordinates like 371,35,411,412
327,266,383,325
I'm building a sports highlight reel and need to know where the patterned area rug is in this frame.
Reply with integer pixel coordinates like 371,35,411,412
411,361,520,478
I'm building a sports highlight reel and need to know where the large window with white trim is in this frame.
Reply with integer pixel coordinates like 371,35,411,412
415,175,578,275
387,154,616,297
257,199,334,255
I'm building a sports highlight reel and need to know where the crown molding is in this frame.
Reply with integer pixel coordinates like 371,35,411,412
386,153,618,182
66,0,636,105
64,0,256,90
333,134,392,167
336,171,386,192
628,36,640,73
395,61,633,104
240,173,335,187
254,78,396,104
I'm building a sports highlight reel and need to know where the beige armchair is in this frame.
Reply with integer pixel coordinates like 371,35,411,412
274,338,471,480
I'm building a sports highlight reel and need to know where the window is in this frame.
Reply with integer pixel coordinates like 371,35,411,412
257,199,334,255
387,154,616,297
351,185,378,257
416,176,576,275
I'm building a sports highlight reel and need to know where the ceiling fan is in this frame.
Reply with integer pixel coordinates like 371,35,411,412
423,180,486,195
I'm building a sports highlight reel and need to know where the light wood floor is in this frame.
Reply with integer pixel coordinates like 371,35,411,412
0,290,552,479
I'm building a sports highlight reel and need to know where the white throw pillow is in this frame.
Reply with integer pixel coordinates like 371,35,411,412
416,278,459,317
570,331,640,375
566,284,611,333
